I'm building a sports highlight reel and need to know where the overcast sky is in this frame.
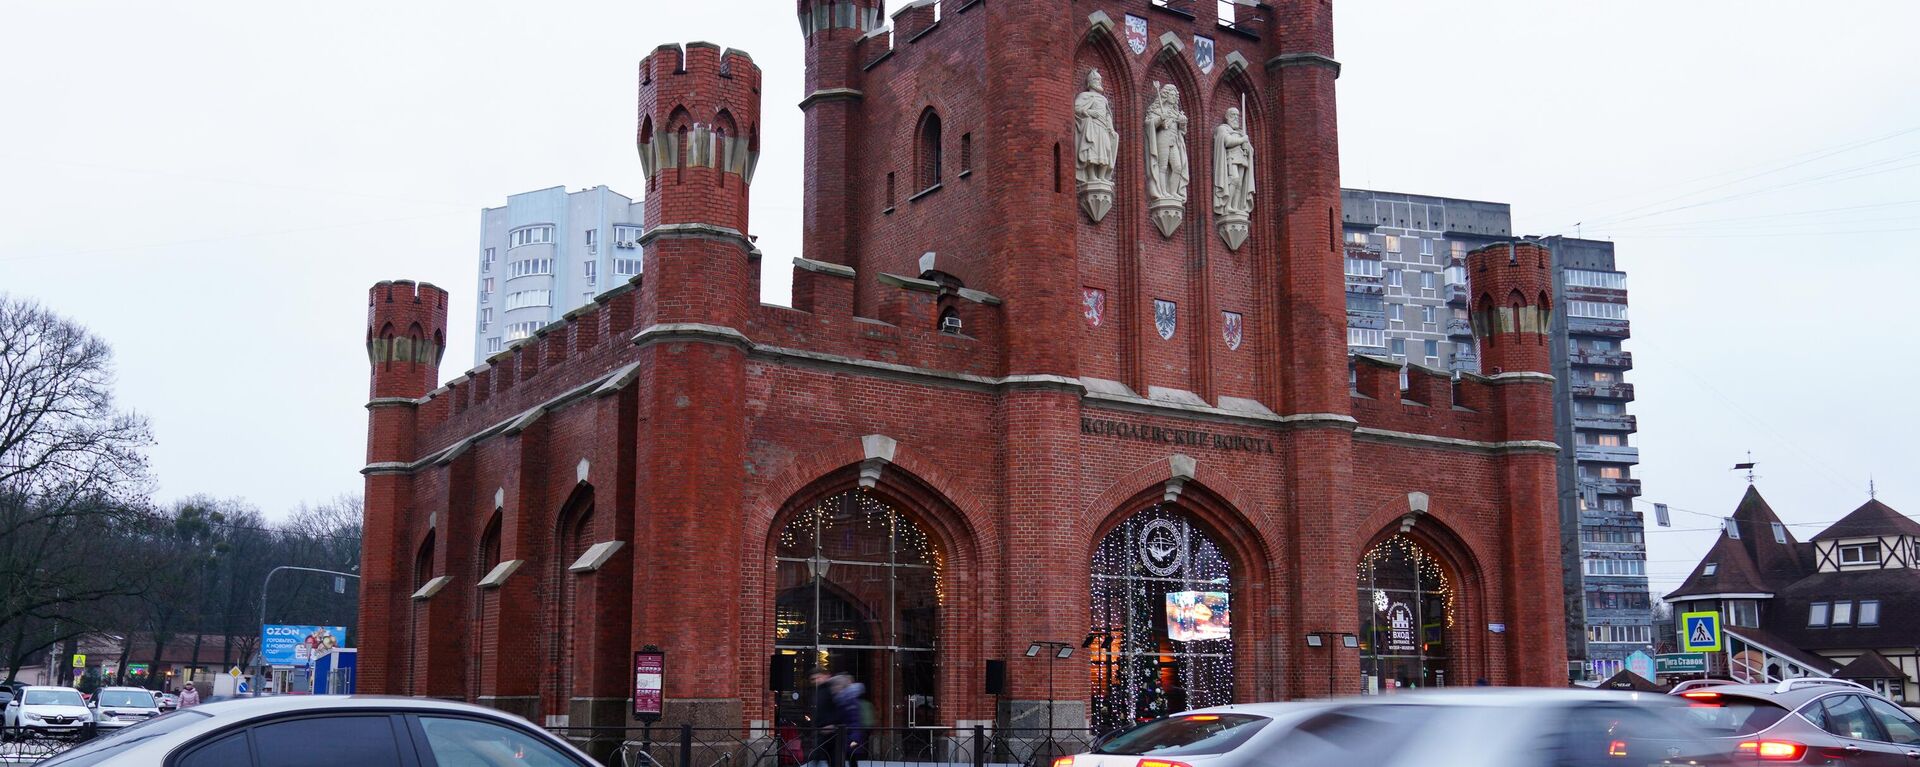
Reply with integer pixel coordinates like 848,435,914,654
3,0,1916,594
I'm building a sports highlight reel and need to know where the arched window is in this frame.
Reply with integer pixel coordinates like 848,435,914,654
1090,505,1234,732
917,109,943,191
552,490,594,714
1356,535,1457,692
774,490,941,728
471,514,502,702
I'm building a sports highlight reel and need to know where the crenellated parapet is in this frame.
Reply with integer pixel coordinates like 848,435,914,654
1468,241,1555,376
366,280,448,401
637,43,761,231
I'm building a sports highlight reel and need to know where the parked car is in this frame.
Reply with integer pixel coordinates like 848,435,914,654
89,686,162,731
36,695,601,766
1672,678,1920,764
1058,688,1727,767
154,692,179,712
2,686,93,741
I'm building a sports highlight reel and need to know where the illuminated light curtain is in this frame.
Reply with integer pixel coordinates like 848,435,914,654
1090,505,1234,734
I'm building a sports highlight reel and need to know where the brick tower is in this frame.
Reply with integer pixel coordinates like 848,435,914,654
1470,240,1568,683
360,280,449,696
633,41,762,726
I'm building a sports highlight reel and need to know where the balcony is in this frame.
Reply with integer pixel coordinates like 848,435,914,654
1587,477,1643,497
1571,382,1635,401
1445,318,1473,337
1568,316,1631,338
1346,276,1384,295
1570,350,1633,368
1576,444,1640,465
1445,283,1469,306
1347,313,1387,330
1574,414,1638,432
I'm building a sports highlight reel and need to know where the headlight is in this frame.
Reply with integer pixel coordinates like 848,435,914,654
23,713,42,722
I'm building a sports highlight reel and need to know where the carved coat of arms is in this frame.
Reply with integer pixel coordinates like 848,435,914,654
1125,14,1149,55
1083,288,1106,328
1154,299,1177,340
1222,311,1243,350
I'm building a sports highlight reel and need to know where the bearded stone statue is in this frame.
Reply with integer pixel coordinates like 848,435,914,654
1074,69,1120,223
1143,82,1189,238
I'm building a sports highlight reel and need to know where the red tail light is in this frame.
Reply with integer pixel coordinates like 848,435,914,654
1682,691,1722,700
1052,758,1074,767
1736,740,1807,761
1185,715,1220,721
1607,740,1629,758
1137,759,1194,767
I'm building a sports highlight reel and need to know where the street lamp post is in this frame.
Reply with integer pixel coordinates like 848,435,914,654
257,566,360,696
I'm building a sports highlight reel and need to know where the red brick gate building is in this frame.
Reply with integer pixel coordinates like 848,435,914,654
359,0,1564,733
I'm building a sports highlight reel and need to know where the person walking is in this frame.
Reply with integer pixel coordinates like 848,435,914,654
830,673,871,767
179,682,200,708
806,668,844,767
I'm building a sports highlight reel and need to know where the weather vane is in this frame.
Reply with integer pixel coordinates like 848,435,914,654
1731,452,1758,485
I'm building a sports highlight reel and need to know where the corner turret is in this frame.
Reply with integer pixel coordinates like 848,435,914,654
796,0,880,268
1468,242,1554,376
366,280,449,400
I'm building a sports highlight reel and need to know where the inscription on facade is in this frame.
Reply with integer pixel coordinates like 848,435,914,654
1080,417,1275,454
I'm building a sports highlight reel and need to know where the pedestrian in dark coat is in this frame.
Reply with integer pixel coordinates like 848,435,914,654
806,668,845,767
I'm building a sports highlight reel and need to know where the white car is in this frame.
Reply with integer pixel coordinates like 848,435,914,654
2,685,93,740
34,695,601,766
88,687,161,731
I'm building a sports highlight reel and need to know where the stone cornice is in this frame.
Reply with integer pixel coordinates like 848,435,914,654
632,322,753,351
1266,52,1342,77
1354,428,1561,455
793,257,855,278
365,397,419,410
635,222,754,254
798,88,865,109
1488,371,1556,384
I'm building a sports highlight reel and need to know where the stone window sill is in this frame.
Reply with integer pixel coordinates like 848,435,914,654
909,182,943,203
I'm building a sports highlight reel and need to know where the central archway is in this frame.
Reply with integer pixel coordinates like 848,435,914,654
773,489,942,728
1355,534,1458,692
1089,504,1234,732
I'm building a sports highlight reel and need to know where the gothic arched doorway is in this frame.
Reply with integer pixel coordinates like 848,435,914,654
773,489,942,728
1356,534,1457,693
1089,505,1235,733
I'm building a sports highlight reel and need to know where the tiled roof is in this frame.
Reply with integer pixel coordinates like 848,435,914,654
1834,650,1908,681
1812,499,1920,541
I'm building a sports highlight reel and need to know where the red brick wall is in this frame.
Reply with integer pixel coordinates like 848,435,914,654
358,0,1566,725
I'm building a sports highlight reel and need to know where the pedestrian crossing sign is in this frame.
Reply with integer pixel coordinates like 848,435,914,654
1681,611,1723,653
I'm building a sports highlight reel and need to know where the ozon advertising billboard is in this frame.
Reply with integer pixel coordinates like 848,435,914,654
262,624,348,666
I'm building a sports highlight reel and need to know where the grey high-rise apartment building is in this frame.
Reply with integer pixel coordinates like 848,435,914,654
1538,235,1649,682
1341,190,1650,683
473,185,645,365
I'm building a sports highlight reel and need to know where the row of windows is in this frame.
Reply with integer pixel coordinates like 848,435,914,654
615,259,641,275
1568,300,1629,320
1580,432,1628,447
1582,558,1646,577
1581,528,1644,544
1345,232,1470,264
510,258,553,278
1566,270,1628,290
503,290,551,311
1347,328,1385,348
1587,624,1653,644
1387,338,1442,362
1344,257,1383,278
1578,401,1626,416
1586,591,1651,611
1810,599,1882,628
509,225,554,248
503,321,541,341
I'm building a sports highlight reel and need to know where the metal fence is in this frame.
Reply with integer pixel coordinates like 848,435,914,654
0,733,83,765
543,725,1099,767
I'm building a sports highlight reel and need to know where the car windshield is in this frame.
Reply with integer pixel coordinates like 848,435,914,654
96,690,155,708
24,689,84,706
1094,713,1272,756
1675,695,1790,736
34,709,214,767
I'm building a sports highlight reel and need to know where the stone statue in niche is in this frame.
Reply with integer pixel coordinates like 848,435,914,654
1074,68,1120,224
1212,106,1254,251
1144,82,1189,238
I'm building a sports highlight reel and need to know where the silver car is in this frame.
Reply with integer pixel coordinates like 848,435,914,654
1061,689,1729,767
36,695,601,766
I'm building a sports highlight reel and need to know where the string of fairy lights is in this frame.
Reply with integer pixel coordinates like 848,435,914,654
1089,504,1235,733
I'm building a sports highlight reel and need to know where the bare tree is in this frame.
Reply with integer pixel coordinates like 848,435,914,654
0,296,153,684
